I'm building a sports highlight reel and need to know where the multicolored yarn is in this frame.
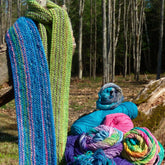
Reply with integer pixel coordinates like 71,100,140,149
65,135,83,164
71,101,138,135
103,113,134,133
26,0,73,163
79,125,123,159
71,149,116,165
5,17,57,164
157,141,164,165
113,157,133,165
122,127,161,165
96,83,124,110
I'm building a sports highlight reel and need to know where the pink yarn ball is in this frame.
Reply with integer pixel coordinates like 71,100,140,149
103,113,134,133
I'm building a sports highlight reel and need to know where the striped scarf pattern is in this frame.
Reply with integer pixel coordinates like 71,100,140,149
26,1,73,163
6,17,57,165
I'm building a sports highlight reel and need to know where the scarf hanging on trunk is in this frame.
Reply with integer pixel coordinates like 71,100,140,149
6,17,57,165
26,0,73,164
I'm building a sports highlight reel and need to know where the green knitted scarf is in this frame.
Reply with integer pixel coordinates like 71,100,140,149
26,1,73,164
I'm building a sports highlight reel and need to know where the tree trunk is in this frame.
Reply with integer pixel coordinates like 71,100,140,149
0,0,3,45
112,0,122,82
107,0,112,82
17,0,21,17
93,0,97,80
78,0,85,79
90,0,93,78
7,0,12,29
123,0,130,78
102,0,107,84
144,13,151,72
157,0,164,80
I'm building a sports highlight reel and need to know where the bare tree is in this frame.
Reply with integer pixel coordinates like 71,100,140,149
144,13,151,72
102,0,108,84
130,0,144,81
90,0,93,78
112,0,122,82
107,0,112,82
157,0,164,79
78,0,85,79
123,0,130,78
17,0,21,17
93,0,97,80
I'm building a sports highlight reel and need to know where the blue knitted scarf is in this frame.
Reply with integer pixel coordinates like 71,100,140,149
6,17,57,164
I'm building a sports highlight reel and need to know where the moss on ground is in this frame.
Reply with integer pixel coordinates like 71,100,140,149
133,105,165,132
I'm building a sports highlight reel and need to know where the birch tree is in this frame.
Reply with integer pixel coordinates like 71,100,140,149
78,0,85,79
157,0,164,79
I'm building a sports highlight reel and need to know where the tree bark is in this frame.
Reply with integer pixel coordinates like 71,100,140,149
102,0,107,84
123,0,130,78
93,0,97,80
17,0,21,17
90,0,93,78
78,0,85,79
157,0,164,80
107,0,112,82
0,0,3,45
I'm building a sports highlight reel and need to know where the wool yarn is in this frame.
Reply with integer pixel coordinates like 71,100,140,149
103,113,134,133
5,17,57,164
96,83,124,110
71,149,116,165
65,135,83,164
113,157,133,165
157,141,164,165
79,125,123,159
26,0,73,163
122,127,161,165
71,102,138,135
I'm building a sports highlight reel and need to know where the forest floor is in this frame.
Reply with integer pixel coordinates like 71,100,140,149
0,74,165,164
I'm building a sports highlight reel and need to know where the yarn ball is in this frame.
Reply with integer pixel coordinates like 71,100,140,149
79,125,123,159
65,135,83,164
96,83,124,110
122,127,161,165
157,141,165,165
71,102,138,135
103,113,134,134
71,149,116,165
113,157,133,165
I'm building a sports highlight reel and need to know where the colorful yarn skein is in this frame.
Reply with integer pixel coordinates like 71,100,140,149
103,113,134,134
122,127,162,165
65,135,133,165
96,83,124,110
71,101,138,135
71,149,116,165
6,17,57,164
79,125,123,159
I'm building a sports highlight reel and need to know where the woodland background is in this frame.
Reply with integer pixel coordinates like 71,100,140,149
0,0,165,82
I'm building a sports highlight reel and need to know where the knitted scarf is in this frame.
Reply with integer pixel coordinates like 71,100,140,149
6,17,57,165
26,0,73,164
